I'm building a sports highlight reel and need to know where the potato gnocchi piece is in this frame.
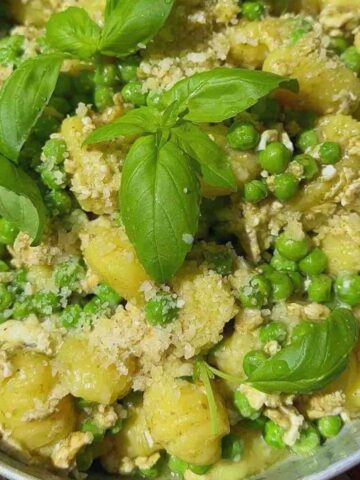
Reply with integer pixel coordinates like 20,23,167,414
82,217,150,302
61,116,123,215
0,351,76,451
144,374,229,465
56,337,135,405
263,34,360,115
229,18,292,69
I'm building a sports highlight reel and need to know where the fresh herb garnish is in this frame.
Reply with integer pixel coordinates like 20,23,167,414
247,308,359,394
86,67,298,282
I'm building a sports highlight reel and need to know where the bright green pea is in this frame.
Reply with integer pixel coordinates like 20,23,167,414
275,233,311,261
0,35,24,66
307,275,333,303
0,218,19,245
294,154,319,180
189,464,212,475
32,291,60,315
40,165,67,190
257,263,275,276
95,63,119,87
297,129,318,152
243,350,268,377
76,447,93,472
299,248,327,275
95,283,122,305
250,96,280,124
263,421,285,449
121,81,147,106
43,139,67,165
239,274,271,309
234,391,261,420
259,321,287,344
168,456,188,475
292,425,320,455
329,36,349,55
94,85,114,111
118,56,140,83
287,271,304,295
222,434,244,461
80,419,104,443
45,190,73,216
258,142,292,174
289,20,312,44
83,296,106,317
335,273,360,306
267,271,294,301
12,269,27,291
139,466,160,479
270,250,298,272
227,121,260,150
54,257,85,291
317,416,342,439
273,173,299,202
292,321,316,340
242,1,265,21
145,293,179,326
243,180,268,203
12,296,33,319
0,284,14,312
60,304,83,329
319,142,341,165
341,46,360,73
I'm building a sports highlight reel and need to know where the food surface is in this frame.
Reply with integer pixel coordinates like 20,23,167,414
1,0,360,479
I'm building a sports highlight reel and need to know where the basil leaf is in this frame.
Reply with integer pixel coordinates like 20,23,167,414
0,54,63,163
84,107,161,145
45,7,101,60
100,0,175,57
120,134,200,283
172,122,237,191
0,155,47,244
247,308,359,394
162,67,299,123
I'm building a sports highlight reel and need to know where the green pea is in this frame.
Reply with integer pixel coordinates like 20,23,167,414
307,275,333,303
243,350,268,377
0,284,14,312
257,263,275,276
83,296,106,317
239,274,271,309
263,421,285,449
319,142,341,165
250,96,280,124
299,248,327,275
168,456,188,475
317,416,342,439
189,464,212,475
234,391,261,420
292,321,316,340
291,425,320,455
341,46,360,74
118,56,140,83
275,233,311,261
227,121,260,151
0,35,24,66
267,271,294,301
146,90,163,108
40,166,67,190
270,250,298,272
0,260,9,272
80,419,104,443
273,173,299,202
54,257,85,291
32,291,60,315
243,180,268,203
329,36,349,54
289,20,312,44
287,271,304,295
54,73,73,98
0,218,19,245
204,250,233,275
242,1,265,21
76,447,93,472
12,296,33,319
294,154,319,180
258,142,292,174
222,433,244,461
45,190,73,216
335,273,360,306
121,81,147,106
139,466,160,478
95,282,122,305
296,129,318,152
60,304,83,329
259,321,287,344
94,85,114,111
43,139,67,165
95,63,119,87
145,292,179,326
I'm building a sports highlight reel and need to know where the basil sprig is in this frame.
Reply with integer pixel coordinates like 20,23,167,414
45,0,175,60
86,67,298,282
247,308,359,394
